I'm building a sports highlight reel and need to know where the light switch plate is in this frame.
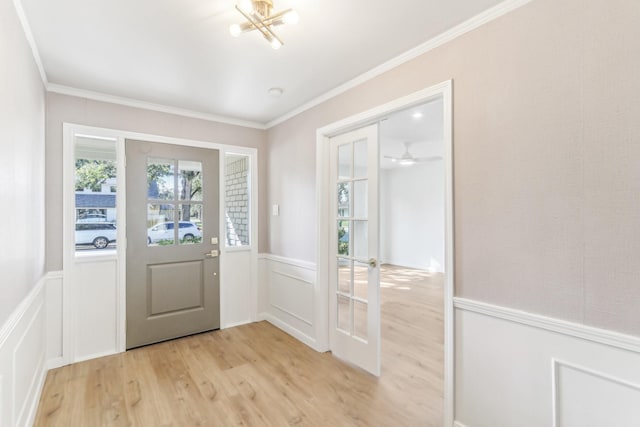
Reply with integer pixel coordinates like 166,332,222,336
211,237,218,245
272,204,279,216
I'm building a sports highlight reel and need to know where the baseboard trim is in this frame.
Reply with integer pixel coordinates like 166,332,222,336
73,350,118,364
454,297,640,354
261,312,319,352
454,421,469,427
47,356,65,370
258,253,317,271
222,319,253,330
0,275,46,348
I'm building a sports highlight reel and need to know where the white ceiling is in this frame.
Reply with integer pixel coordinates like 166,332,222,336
380,97,443,169
20,0,504,125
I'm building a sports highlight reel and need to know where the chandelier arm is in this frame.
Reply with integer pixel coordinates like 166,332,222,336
235,5,276,43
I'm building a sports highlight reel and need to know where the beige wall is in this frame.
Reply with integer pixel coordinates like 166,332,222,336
0,0,46,324
45,93,269,271
266,0,640,336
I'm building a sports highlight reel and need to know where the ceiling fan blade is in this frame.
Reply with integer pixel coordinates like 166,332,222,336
415,156,443,162
383,155,398,160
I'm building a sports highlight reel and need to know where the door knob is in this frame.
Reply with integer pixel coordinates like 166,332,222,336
368,258,377,268
205,250,219,258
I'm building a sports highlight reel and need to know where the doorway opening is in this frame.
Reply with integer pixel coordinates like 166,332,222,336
315,80,453,425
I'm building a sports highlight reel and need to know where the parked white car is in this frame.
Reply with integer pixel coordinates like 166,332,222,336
147,221,202,243
75,223,117,249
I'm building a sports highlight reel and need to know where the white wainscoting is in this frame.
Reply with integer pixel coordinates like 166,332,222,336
45,271,63,369
454,298,640,427
0,276,47,427
258,254,319,350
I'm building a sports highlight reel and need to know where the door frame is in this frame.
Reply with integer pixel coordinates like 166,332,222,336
314,80,454,425
62,123,258,360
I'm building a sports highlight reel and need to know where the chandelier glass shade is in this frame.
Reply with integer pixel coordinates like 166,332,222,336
229,0,299,49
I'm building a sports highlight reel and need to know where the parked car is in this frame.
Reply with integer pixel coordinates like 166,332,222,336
75,223,117,249
147,221,202,243
77,214,108,223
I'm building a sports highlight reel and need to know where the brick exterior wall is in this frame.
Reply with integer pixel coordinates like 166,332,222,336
225,156,249,246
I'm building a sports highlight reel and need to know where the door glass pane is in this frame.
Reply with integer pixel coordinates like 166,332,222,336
352,220,368,259
353,139,368,178
353,300,368,341
338,259,351,295
337,295,351,333
353,180,368,219
338,220,350,256
225,154,250,247
178,160,202,202
337,182,350,218
147,204,175,246
147,158,174,200
178,204,203,245
353,261,368,301
338,143,352,180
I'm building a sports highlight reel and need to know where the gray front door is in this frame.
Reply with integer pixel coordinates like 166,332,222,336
125,139,220,349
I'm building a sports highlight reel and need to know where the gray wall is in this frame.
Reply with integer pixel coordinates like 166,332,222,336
45,93,269,271
0,0,46,324
267,0,640,337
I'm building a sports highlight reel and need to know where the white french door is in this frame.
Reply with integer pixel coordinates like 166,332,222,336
328,124,380,376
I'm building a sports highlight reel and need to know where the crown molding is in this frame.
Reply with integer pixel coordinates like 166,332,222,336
266,0,533,129
12,0,48,86
46,84,267,130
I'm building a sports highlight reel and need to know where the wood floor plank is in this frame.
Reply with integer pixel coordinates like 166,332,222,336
34,265,443,426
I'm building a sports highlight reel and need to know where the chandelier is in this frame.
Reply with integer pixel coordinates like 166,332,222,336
229,0,299,50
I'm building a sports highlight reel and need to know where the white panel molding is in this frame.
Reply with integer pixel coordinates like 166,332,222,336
272,270,313,286
48,84,265,130
258,253,316,271
270,304,313,326
551,359,640,427
454,298,640,354
261,313,319,351
0,276,45,348
0,276,47,427
267,0,532,128
12,300,45,427
11,0,48,85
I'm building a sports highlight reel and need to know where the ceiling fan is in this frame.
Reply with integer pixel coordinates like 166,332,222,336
384,142,442,166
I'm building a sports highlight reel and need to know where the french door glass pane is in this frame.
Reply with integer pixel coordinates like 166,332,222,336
338,144,352,180
353,261,368,301
352,220,368,259
178,160,202,202
353,139,368,178
338,220,350,256
337,295,351,333
178,204,203,245
353,180,368,219
337,182,350,218
147,204,175,246
147,158,174,200
338,259,351,295
353,300,368,341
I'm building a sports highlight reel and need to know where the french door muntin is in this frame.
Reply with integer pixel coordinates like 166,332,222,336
329,124,380,376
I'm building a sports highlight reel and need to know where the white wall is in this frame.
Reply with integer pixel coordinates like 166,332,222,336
0,0,47,424
0,0,46,326
380,163,444,271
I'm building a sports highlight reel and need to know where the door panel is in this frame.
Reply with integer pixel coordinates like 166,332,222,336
329,124,380,376
126,139,220,349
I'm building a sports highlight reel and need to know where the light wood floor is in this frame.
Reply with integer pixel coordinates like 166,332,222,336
34,265,443,426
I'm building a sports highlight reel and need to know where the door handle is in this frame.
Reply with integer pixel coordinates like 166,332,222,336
205,250,219,258
368,258,377,268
